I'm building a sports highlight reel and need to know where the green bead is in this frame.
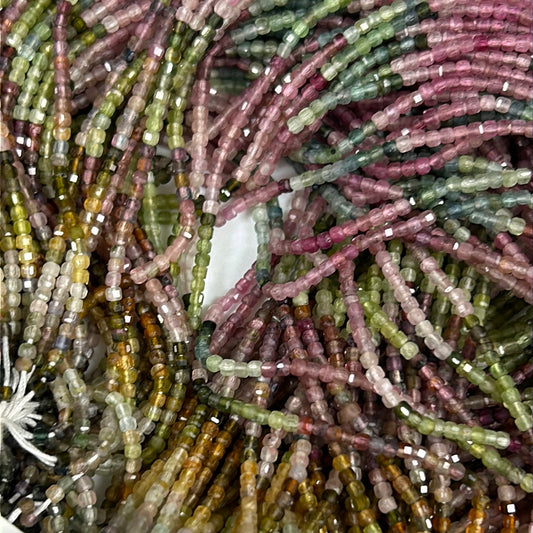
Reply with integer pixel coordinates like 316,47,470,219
443,421,461,440
520,473,533,493
85,142,104,158
268,410,285,429
255,409,270,426
418,417,435,435
283,414,299,433
363,523,382,533
400,341,418,360
205,355,221,372
9,69,25,85
142,130,160,146
481,447,500,469
489,363,506,379
324,0,340,12
292,20,309,38
497,375,515,392
367,29,382,48
458,155,474,173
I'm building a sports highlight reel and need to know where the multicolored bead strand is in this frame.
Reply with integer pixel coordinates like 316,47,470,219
1,0,532,532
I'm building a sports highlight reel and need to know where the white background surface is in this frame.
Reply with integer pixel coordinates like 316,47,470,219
204,161,294,306
0,516,21,533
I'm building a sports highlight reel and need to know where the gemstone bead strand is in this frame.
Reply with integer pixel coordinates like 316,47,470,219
1,0,532,531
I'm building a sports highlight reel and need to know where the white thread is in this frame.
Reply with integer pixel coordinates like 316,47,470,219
0,370,57,467
2,334,11,386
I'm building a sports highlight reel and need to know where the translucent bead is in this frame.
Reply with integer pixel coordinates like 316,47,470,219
66,297,83,312
219,359,235,376
232,362,247,378
45,484,65,503
124,443,142,459
520,473,533,493
78,490,97,507
105,391,123,406
206,355,222,372
378,496,397,513
288,465,307,482
248,360,262,378
115,403,132,419
105,286,122,301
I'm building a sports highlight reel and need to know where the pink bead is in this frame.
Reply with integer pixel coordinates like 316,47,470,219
129,265,147,285
415,157,431,175
372,111,388,131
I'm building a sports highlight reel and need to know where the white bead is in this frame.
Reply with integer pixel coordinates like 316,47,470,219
382,389,401,408
105,287,122,302
366,365,385,384
424,332,443,350
70,282,88,299
497,485,516,502
119,416,137,432
434,343,453,360
374,378,393,396
415,319,433,337
378,496,397,514
289,465,307,482
359,351,379,368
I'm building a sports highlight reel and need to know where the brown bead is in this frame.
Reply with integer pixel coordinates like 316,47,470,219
401,486,420,505
1,385,13,400
319,315,335,329
18,497,35,514
323,325,339,342
15,357,33,372
411,498,431,518
433,516,451,532
356,508,376,527
149,390,166,408
384,464,402,481
294,304,311,320
389,522,407,533
284,478,300,496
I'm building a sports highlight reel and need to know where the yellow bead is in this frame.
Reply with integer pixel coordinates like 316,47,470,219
15,234,33,249
19,250,37,264
11,204,28,220
13,219,31,235
1,236,16,251
84,197,101,214
332,454,351,471
72,254,90,269
124,444,142,459
71,269,89,284
49,236,66,252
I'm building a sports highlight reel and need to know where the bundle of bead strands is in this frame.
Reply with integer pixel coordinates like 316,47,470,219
0,0,532,531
